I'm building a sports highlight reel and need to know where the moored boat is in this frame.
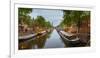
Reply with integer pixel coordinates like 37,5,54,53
57,30,80,45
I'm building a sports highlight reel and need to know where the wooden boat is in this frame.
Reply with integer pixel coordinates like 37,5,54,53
57,30,80,45
56,27,90,46
19,31,47,42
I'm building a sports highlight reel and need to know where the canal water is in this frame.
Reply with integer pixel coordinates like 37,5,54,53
19,29,65,50
19,29,90,50
44,29,65,48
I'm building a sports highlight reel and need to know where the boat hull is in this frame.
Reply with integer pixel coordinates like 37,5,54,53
56,30,81,46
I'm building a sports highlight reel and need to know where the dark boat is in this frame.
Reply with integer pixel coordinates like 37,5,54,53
55,27,90,46
57,30,80,45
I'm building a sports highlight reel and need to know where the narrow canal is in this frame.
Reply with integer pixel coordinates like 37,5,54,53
19,29,66,50
44,29,65,48
19,28,89,50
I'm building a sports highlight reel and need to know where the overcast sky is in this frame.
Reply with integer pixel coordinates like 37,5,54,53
29,8,64,27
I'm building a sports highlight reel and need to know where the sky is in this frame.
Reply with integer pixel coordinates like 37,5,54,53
29,8,64,27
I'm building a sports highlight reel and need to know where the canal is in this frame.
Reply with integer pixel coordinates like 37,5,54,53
44,29,65,48
19,29,66,50
19,29,90,50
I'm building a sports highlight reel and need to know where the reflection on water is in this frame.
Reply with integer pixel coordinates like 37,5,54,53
44,29,65,48
19,29,65,50
19,29,90,50
19,31,52,49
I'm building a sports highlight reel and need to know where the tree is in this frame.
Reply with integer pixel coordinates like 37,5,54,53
60,10,90,33
45,21,53,28
18,8,32,25
72,11,90,33
34,16,46,27
33,16,52,30
18,8,32,16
